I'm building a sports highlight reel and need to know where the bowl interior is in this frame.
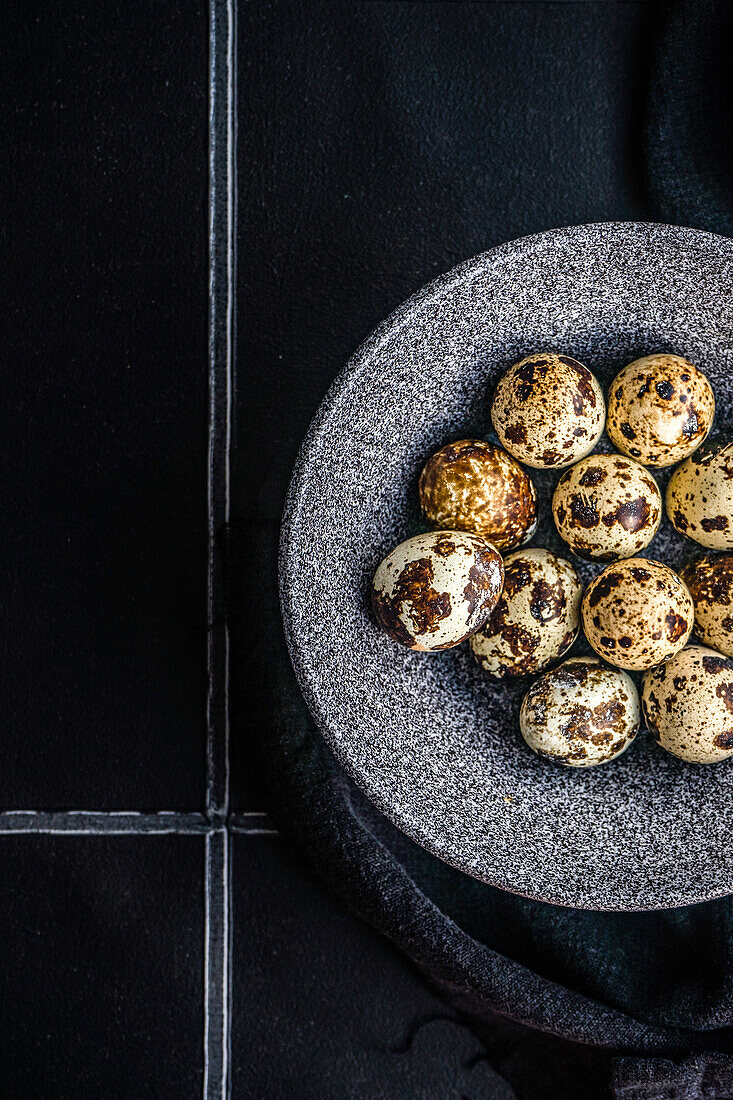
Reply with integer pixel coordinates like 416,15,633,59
280,223,733,909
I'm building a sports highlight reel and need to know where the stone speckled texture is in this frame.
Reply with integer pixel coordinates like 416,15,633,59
280,222,733,910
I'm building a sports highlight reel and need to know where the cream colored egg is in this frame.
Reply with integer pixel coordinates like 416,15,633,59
469,549,581,677
491,352,605,469
370,531,504,651
552,453,662,561
519,656,639,767
606,353,714,467
582,558,693,671
642,645,733,763
680,554,733,657
667,441,733,550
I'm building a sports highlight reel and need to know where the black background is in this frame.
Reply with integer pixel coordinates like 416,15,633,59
1,1,664,1097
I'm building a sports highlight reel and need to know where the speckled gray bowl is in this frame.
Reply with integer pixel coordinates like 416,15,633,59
280,222,733,910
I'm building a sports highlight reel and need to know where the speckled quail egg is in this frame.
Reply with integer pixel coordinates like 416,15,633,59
552,454,662,561
642,645,733,763
490,352,605,469
667,441,733,550
606,353,714,467
582,557,693,670
680,554,733,657
469,549,581,677
519,656,639,767
370,530,504,651
419,439,537,551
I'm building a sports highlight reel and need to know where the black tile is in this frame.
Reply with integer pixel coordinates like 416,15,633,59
231,0,658,809
1,2,209,807
231,835,521,1099
0,835,204,1099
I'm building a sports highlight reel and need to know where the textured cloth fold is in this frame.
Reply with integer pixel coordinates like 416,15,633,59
613,1054,733,1100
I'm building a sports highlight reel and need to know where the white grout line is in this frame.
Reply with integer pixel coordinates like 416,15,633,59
205,0,217,820
231,828,278,836
0,811,278,837
225,826,233,1097
224,0,235,533
206,0,235,822
204,829,230,1100
229,813,278,836
205,0,236,1097
222,0,235,823
0,811,209,834
0,810,200,816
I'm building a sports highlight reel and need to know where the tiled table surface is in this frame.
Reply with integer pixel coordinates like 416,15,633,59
4,2,238,1095
3,1,657,1096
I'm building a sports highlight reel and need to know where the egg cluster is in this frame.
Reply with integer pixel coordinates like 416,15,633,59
370,350,733,768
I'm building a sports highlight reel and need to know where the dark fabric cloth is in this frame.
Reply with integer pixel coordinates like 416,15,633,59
239,2,733,1097
646,0,733,239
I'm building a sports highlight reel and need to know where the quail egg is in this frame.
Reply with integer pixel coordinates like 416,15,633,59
371,531,504,651
552,454,662,561
582,557,693,670
491,352,605,469
642,645,733,763
519,656,639,767
470,549,581,677
666,441,733,550
606,353,714,467
680,554,733,657
419,439,537,551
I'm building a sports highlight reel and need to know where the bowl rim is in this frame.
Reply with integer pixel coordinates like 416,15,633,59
279,220,733,910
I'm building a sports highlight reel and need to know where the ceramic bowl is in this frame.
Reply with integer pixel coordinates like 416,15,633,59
280,222,733,910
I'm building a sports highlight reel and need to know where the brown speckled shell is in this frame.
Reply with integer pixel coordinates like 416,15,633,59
642,645,733,763
371,531,504,652
490,352,605,469
469,549,581,678
606,353,714,467
419,439,537,551
552,453,662,561
667,441,733,550
582,557,693,670
680,554,733,657
519,656,639,767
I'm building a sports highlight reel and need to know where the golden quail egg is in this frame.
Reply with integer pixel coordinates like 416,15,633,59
490,352,605,469
606,353,714,467
419,439,537,551
666,441,733,550
469,549,581,677
642,645,733,763
582,557,693,670
371,530,504,651
519,656,639,767
680,554,733,657
552,453,662,561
